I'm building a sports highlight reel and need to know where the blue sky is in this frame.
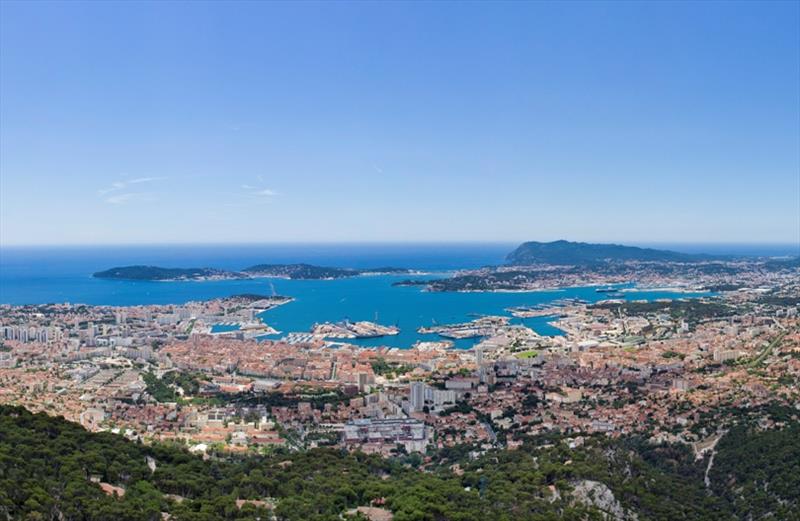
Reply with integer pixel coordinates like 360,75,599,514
1,1,798,246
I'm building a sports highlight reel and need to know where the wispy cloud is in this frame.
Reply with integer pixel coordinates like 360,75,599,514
99,176,166,204
105,192,155,205
99,176,166,194
129,176,165,185
241,179,278,200
98,181,126,196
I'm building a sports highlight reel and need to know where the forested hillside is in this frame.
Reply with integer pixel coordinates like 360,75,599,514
1,405,798,521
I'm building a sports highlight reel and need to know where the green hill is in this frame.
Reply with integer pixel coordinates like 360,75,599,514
506,240,708,266
2,404,798,521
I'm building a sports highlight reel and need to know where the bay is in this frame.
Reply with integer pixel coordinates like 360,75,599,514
0,244,713,348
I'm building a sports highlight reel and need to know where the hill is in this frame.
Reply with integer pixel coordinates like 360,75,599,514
764,256,800,270
506,240,707,266
2,404,798,521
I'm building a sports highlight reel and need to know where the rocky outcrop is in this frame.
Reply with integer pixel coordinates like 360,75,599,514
569,479,638,521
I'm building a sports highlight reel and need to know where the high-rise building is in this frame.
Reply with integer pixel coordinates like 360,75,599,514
410,381,426,412
86,322,95,346
358,372,369,393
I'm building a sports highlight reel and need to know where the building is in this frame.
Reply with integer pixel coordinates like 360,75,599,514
713,349,740,363
0,351,16,369
80,408,106,430
358,372,370,393
445,377,478,391
342,418,429,453
409,382,456,413
410,381,426,412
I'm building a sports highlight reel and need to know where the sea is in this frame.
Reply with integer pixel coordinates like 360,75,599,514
0,242,794,349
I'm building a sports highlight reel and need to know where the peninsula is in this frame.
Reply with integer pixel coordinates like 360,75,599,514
395,240,799,292
93,264,414,281
92,265,239,281
242,264,412,279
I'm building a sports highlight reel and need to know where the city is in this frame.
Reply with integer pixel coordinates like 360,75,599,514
1,258,797,460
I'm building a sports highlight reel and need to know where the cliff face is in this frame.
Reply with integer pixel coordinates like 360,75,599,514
505,240,700,266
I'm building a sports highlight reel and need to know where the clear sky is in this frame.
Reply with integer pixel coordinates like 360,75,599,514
1,0,798,246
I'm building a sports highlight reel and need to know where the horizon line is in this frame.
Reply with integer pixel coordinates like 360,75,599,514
1,239,798,249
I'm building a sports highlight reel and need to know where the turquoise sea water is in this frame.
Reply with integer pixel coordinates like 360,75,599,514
246,275,710,348
0,243,512,305
0,244,718,348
